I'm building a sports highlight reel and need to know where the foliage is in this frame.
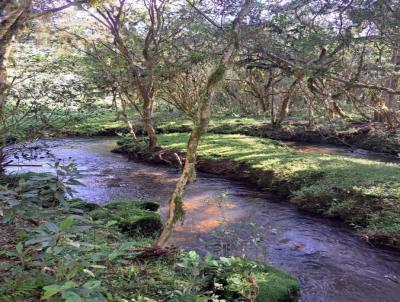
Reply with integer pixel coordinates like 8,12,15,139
0,171,299,302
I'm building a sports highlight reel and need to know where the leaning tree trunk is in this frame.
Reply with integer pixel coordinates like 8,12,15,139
331,100,349,119
155,0,252,248
155,126,201,247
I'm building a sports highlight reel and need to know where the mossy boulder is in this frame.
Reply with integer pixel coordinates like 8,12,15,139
88,201,162,237
68,199,100,212
200,256,300,302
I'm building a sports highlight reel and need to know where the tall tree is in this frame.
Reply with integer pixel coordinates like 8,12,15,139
86,0,176,150
0,0,89,173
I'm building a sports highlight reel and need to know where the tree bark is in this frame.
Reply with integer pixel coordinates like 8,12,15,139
385,50,400,110
155,126,201,247
142,97,158,150
275,79,299,126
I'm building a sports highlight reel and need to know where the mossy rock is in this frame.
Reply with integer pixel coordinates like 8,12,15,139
205,257,300,302
88,201,162,237
254,266,300,302
68,199,100,212
134,200,160,211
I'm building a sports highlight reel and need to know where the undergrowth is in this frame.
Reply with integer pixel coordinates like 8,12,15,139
0,166,300,302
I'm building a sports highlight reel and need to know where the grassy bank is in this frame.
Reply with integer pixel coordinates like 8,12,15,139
0,172,300,302
7,108,400,155
118,133,400,248
68,111,400,155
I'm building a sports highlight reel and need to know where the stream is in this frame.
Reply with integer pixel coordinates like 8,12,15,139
6,137,400,302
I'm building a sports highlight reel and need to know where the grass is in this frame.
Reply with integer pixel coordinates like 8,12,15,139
151,132,400,245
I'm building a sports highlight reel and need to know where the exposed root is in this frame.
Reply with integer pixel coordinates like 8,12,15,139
149,150,184,167
172,152,183,167
157,151,172,165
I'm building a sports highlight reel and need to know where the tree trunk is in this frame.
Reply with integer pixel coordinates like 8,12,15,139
155,0,252,248
276,79,300,126
276,97,290,126
155,126,201,247
270,93,276,125
0,1,30,174
331,100,349,119
142,98,158,150
307,98,314,129
118,96,137,143
386,50,400,110
112,34,159,150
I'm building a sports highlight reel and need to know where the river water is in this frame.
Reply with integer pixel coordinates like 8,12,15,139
6,137,400,302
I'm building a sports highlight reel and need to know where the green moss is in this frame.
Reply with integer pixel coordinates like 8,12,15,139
88,201,162,237
68,199,100,212
202,256,300,302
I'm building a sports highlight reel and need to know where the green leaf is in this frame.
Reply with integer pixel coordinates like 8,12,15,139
83,280,101,289
44,221,60,233
105,220,118,227
60,215,75,231
43,284,62,298
62,290,83,302
16,242,23,254
62,281,77,290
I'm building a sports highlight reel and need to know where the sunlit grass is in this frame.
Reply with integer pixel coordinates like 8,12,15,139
156,132,400,237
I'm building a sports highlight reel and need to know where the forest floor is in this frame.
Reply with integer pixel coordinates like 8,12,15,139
115,132,400,250
0,173,300,302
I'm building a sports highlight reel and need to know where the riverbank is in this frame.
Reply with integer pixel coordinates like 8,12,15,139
82,112,400,155
115,133,400,249
9,110,400,156
0,172,300,302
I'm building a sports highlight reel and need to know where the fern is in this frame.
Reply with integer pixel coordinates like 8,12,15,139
0,275,50,302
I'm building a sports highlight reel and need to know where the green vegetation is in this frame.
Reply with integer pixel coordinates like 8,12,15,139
121,132,400,247
0,171,300,302
21,108,400,156
88,201,162,237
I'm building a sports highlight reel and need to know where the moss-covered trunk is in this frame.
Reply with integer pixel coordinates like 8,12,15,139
155,126,201,247
155,0,252,247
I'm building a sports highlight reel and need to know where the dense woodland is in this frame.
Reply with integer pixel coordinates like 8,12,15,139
1,1,400,301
